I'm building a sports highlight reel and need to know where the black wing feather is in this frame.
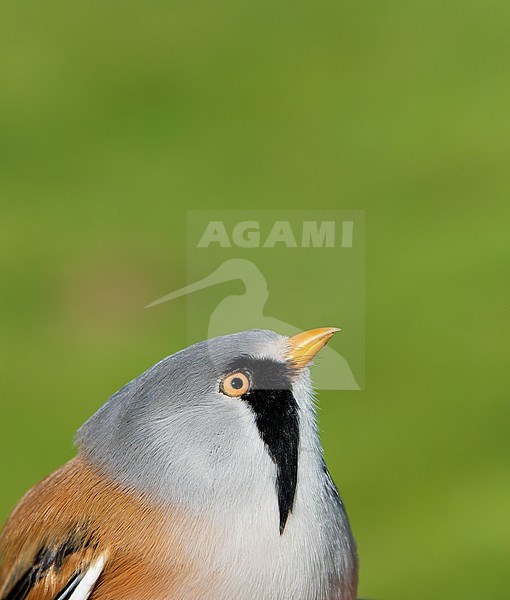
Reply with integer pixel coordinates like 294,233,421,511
2,530,92,600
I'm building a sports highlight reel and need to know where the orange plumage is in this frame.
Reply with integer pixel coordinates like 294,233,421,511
0,457,199,599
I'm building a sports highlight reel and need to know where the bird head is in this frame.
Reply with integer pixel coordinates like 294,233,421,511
77,327,339,534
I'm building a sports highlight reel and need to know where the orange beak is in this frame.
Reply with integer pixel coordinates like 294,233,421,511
287,327,341,368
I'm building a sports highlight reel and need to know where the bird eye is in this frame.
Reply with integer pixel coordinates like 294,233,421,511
220,371,251,397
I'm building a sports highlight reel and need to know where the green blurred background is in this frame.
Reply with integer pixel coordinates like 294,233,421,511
1,2,509,598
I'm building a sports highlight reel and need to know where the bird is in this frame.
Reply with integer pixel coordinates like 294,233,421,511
0,328,358,600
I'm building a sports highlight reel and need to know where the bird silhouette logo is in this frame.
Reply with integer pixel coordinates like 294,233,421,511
147,258,359,390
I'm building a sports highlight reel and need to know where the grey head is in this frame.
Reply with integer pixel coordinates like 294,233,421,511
77,328,346,536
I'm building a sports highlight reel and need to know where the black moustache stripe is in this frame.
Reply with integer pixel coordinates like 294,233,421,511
224,357,300,534
244,387,299,534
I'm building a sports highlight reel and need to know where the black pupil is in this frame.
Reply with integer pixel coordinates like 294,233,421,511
231,376,244,390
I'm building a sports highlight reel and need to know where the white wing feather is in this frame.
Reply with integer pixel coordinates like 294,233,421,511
68,554,105,600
